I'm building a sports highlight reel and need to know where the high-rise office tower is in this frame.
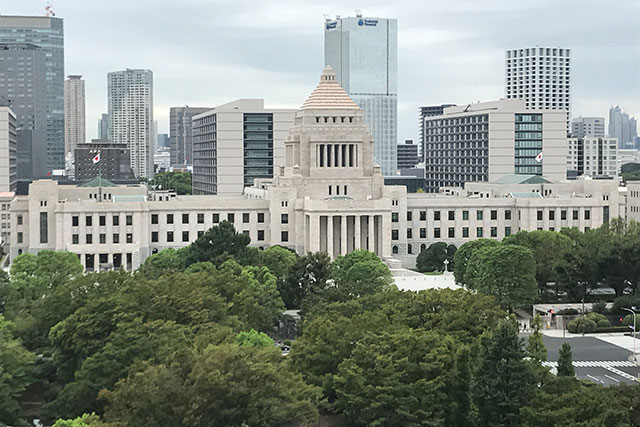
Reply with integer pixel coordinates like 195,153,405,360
98,113,109,140
0,107,18,192
170,106,212,165
505,47,571,130
64,75,85,158
157,133,170,150
571,116,605,138
567,137,618,178
609,106,638,148
324,14,398,176
0,43,47,179
418,104,456,162
0,16,65,171
192,99,295,195
107,69,154,178
397,140,419,170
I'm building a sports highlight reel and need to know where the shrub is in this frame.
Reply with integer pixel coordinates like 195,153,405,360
622,314,636,327
567,318,597,334
587,312,607,324
591,300,608,314
557,308,579,315
596,319,611,328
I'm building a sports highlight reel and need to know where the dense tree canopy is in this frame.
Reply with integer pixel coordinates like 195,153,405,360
148,171,192,195
415,242,456,272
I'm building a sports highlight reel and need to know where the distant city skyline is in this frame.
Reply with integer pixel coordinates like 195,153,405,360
2,0,638,145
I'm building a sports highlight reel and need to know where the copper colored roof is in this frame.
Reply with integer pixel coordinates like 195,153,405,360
301,66,359,110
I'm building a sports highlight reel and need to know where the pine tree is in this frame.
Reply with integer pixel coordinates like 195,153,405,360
527,314,547,362
557,342,575,377
472,318,534,427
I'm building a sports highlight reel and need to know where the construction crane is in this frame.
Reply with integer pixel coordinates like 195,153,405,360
44,1,55,17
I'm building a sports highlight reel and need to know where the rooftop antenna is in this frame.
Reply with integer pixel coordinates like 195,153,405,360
355,9,362,17
323,14,331,22
44,1,55,17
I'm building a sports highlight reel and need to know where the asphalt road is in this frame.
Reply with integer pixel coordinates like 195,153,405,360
540,336,640,386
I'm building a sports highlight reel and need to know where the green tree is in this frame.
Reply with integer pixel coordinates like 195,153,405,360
138,248,186,279
453,238,500,285
52,413,104,427
101,344,321,427
259,246,298,307
415,242,456,272
0,316,34,425
527,314,547,362
282,252,332,309
149,171,192,195
472,318,534,427
329,250,393,301
235,329,274,348
467,244,538,311
333,328,458,426
557,342,575,377
183,221,251,266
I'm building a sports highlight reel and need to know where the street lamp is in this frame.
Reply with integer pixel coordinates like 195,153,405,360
622,307,637,363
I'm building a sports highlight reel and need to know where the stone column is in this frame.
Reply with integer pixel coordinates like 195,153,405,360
327,215,334,259
354,215,361,250
341,215,347,255
309,214,320,253
368,215,374,253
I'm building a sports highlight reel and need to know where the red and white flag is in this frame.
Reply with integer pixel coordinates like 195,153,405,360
92,152,101,164
535,152,543,163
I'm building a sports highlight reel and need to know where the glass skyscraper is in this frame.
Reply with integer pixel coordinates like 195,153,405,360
0,16,65,172
324,15,398,176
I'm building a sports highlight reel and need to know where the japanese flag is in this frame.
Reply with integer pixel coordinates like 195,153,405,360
92,152,101,164
535,152,543,163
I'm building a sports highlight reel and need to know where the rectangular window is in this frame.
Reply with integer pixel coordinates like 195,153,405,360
71,215,78,226
197,213,204,224
40,212,48,244
462,210,469,221
113,215,120,226
243,213,250,223
477,227,483,238
228,213,235,223
392,230,399,240
167,214,174,224
198,230,204,238
281,231,289,242
420,211,426,221
448,210,455,221
434,228,441,238
99,233,106,244
126,233,133,244
561,210,567,220
585,210,590,220
573,210,579,220
505,210,512,220
491,210,497,220
407,228,412,238
448,227,455,238
281,213,289,224
151,231,158,243
151,214,158,225
476,210,483,221
182,231,189,242
434,211,441,221
99,215,106,226
406,211,412,221
86,215,93,226
462,227,469,238
167,231,174,242
537,210,543,221
505,227,512,236
392,212,399,222
86,234,93,244
549,210,555,220
17,232,23,243
212,213,219,223
258,230,265,241
258,213,265,223
420,228,426,238
126,215,133,226
113,233,120,244
182,213,189,224
491,227,497,237
72,234,78,244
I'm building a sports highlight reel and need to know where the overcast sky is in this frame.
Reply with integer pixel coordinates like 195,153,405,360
2,0,639,141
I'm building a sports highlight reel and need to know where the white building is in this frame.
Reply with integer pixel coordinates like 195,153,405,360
191,99,295,195
423,99,568,192
0,107,17,192
107,69,154,179
572,116,605,138
567,137,618,178
64,75,85,158
8,67,628,271
505,46,571,130
324,14,398,176
618,149,640,173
